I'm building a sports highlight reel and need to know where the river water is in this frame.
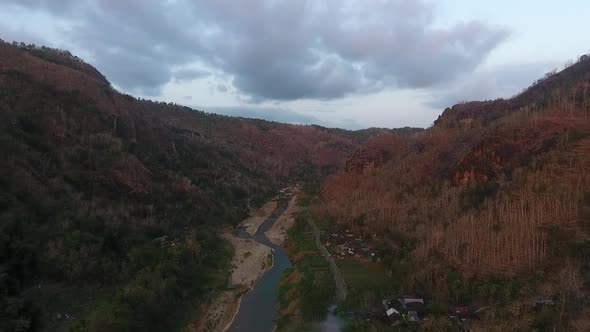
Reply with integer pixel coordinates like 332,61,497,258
228,204,292,332
228,203,345,332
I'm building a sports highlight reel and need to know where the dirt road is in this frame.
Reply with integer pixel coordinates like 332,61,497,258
306,215,347,304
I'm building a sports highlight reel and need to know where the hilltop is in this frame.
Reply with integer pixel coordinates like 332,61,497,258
1,39,588,332
314,54,590,329
0,40,408,331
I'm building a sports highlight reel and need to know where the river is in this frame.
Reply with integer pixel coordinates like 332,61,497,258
228,203,292,332
228,202,345,332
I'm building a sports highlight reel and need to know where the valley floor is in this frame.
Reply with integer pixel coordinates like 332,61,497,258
265,193,303,246
191,191,301,332
242,201,279,236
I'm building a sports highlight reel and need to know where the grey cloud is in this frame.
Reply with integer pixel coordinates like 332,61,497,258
0,24,48,46
192,0,508,100
321,9,508,89
93,50,171,96
205,106,363,129
323,117,364,130
2,0,79,15
2,0,509,101
173,68,210,83
63,1,203,95
216,84,228,93
230,55,364,101
428,62,558,109
204,106,321,125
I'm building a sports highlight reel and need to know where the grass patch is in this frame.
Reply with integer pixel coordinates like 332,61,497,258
276,215,335,331
336,259,396,312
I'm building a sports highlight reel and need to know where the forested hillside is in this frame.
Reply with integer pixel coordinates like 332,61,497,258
315,55,590,329
0,41,378,332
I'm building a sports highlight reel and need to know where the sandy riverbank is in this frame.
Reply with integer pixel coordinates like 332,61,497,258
190,202,278,332
191,234,272,332
265,193,302,246
241,200,278,235
225,234,272,288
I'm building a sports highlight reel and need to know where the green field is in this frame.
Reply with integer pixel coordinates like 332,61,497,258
276,216,335,331
336,259,397,312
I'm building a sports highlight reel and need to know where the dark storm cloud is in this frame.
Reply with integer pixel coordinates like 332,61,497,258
65,0,205,95
190,0,508,100
2,0,509,100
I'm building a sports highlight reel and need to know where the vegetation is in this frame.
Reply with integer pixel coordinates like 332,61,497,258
2,39,589,331
70,230,233,332
0,72,260,331
336,260,395,312
314,52,590,329
276,216,335,331
0,41,368,331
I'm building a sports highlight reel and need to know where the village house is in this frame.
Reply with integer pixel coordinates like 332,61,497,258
449,306,471,321
382,296,426,325
325,227,378,259
382,299,402,324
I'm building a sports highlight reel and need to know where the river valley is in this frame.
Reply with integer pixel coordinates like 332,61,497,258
228,203,292,331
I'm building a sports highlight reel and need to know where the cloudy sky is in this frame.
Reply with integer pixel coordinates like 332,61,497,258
1,0,589,129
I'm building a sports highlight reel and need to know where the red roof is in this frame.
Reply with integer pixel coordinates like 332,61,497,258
450,307,470,315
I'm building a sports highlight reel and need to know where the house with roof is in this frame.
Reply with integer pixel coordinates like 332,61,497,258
382,299,403,324
383,297,426,325
449,306,473,323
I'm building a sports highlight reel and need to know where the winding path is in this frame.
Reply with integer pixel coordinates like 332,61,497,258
306,215,347,304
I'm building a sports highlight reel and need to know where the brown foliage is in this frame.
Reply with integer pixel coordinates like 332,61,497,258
316,106,590,278
0,41,367,186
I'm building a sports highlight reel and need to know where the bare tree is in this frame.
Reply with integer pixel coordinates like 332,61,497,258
583,84,589,119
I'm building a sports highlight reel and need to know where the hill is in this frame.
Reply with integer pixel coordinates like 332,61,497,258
0,40,389,332
314,55,590,329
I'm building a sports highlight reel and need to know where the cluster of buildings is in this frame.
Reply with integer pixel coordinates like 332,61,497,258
380,296,557,327
382,296,488,328
382,297,426,325
274,185,298,200
323,229,378,259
